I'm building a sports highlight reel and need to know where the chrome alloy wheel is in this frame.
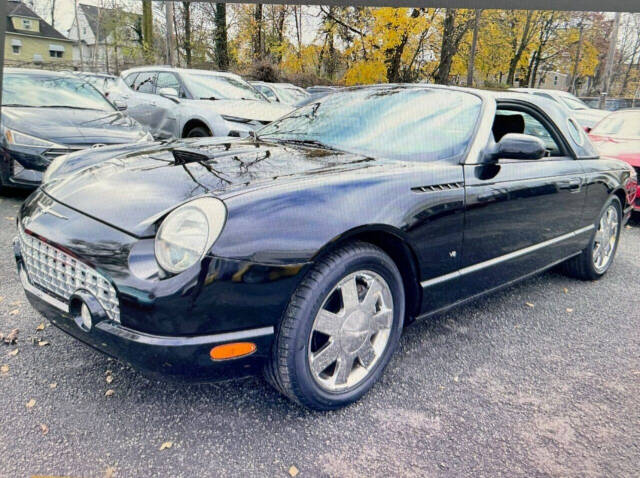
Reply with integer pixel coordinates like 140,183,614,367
307,270,394,392
592,204,620,273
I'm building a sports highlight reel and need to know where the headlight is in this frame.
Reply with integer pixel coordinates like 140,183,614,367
4,128,61,149
154,197,227,274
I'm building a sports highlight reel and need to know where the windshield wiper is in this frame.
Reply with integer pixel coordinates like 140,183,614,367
263,137,336,150
2,104,36,107
40,105,105,111
200,96,219,100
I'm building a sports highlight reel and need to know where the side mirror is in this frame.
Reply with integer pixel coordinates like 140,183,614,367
158,87,180,103
113,99,127,111
584,126,592,133
485,133,547,162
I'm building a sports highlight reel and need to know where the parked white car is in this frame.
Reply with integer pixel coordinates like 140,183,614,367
250,81,310,106
114,67,293,139
511,88,608,130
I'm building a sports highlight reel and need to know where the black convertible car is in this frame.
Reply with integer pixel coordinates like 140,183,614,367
14,85,637,410
0,68,151,191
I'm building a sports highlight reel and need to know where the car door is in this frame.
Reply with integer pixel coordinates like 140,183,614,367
154,72,185,139
459,101,586,294
122,71,161,136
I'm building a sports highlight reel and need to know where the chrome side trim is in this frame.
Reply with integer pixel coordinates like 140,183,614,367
420,225,595,288
19,266,69,313
95,322,275,347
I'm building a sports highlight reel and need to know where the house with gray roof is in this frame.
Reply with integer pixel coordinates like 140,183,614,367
67,3,142,73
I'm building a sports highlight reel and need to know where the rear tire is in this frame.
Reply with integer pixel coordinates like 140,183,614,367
562,196,622,280
265,242,405,410
185,126,211,138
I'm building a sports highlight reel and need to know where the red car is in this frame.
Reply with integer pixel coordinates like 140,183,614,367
589,109,640,212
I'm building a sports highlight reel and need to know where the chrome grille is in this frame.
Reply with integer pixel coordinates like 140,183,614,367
18,226,120,322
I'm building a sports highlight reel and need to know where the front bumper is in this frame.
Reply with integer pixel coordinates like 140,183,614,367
16,257,275,382
13,191,310,381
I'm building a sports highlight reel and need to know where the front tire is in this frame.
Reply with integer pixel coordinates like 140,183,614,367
185,126,210,138
266,242,405,410
562,196,622,280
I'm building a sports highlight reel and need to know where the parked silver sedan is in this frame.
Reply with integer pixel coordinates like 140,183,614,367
115,67,293,139
250,81,310,106
511,88,608,130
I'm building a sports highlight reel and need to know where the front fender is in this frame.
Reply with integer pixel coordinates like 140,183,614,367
210,161,466,281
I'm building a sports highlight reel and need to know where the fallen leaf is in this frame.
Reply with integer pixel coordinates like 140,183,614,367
566,308,574,313
105,389,115,397
26,399,36,409
8,348,18,357
3,329,18,344
49,382,57,389
5,216,15,221
563,288,568,294
36,323,45,331
38,341,50,347
159,441,173,451
105,370,112,375
288,465,299,477
105,466,116,478
10,301,21,306
0,296,4,303
8,309,19,316
453,375,459,382
525,302,534,308
106,375,113,384
0,364,8,373
39,423,49,435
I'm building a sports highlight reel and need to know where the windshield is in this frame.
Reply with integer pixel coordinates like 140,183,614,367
591,112,640,138
557,94,589,111
183,73,264,100
273,85,308,104
2,73,114,111
258,87,482,162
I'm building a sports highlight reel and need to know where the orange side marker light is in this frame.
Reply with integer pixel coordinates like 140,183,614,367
210,342,257,361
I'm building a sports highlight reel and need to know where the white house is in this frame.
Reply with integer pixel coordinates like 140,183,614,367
67,3,142,73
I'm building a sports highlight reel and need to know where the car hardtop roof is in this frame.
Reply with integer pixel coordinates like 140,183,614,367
79,72,118,79
121,66,242,79
510,87,577,97
326,84,561,111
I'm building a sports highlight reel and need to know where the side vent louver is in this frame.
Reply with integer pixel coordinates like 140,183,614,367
411,182,464,193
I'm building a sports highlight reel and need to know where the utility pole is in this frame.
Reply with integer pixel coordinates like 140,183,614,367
74,0,84,70
165,1,176,66
467,9,481,87
600,12,621,109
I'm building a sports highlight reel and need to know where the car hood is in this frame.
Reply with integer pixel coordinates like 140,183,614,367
1,106,147,145
43,137,376,237
589,134,640,167
187,99,293,122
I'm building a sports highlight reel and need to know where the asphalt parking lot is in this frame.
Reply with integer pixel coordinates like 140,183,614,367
0,189,638,478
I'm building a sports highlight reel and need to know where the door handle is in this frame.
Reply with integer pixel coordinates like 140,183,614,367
559,178,582,193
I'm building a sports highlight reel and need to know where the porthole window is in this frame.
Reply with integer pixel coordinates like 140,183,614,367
567,118,585,146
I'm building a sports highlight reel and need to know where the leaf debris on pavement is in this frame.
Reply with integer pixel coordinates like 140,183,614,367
159,441,173,451
1,329,19,345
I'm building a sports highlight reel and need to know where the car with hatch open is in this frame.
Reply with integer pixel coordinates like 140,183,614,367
14,85,637,410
